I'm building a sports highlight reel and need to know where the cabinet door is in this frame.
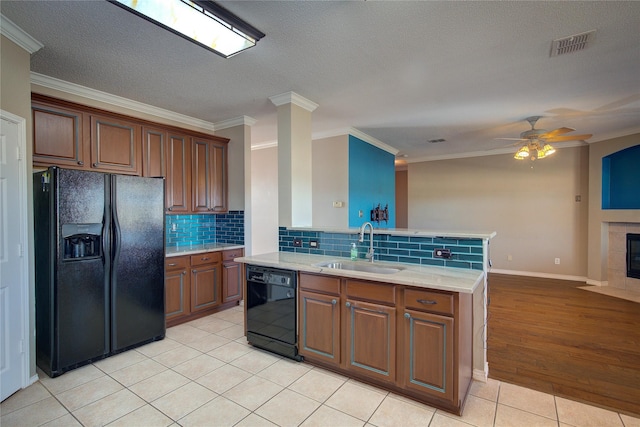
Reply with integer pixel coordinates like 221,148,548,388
166,134,191,213
142,126,166,178
222,261,242,303
90,114,141,175
299,290,341,367
32,103,88,168
345,299,396,383
192,138,228,213
191,263,221,312
402,309,454,402
165,267,190,320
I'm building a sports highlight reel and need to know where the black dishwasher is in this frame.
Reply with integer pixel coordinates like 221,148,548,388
245,265,302,361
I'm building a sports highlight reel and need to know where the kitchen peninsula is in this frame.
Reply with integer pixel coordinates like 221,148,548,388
237,227,495,415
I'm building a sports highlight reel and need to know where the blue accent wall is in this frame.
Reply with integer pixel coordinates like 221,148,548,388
602,144,640,209
166,211,244,246
348,135,396,228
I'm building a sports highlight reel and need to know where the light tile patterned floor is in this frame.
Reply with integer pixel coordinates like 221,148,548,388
2,305,639,427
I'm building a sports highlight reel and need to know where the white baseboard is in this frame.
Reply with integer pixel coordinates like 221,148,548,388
490,269,588,283
473,368,488,382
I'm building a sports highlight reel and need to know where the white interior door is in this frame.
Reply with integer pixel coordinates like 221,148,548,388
0,112,29,401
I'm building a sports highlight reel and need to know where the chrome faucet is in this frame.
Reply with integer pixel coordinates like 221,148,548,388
359,222,375,262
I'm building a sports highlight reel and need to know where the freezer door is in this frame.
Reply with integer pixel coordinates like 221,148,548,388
41,168,109,375
111,174,165,352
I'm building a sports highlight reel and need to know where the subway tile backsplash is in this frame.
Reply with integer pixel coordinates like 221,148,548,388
278,227,484,270
166,211,244,247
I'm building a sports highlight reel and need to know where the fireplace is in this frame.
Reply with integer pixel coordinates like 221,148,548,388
628,233,640,279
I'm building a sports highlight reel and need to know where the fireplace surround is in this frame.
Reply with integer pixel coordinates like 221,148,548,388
628,233,640,279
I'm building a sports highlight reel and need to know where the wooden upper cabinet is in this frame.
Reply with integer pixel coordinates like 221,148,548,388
32,102,88,169
90,114,142,175
192,137,228,213
166,134,191,213
142,126,166,178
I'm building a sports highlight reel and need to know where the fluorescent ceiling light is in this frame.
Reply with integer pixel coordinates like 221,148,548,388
110,0,264,58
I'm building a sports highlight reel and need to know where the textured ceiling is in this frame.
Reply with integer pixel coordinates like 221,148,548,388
2,1,639,162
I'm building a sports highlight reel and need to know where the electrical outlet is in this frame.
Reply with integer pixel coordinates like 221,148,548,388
358,210,363,218
507,254,512,261
433,248,452,259
555,257,560,265
332,201,344,208
309,239,319,248
293,238,303,247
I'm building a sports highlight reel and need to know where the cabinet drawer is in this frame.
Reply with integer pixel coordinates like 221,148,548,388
299,273,340,295
222,248,244,261
346,280,395,305
404,288,454,316
190,252,222,266
165,256,189,271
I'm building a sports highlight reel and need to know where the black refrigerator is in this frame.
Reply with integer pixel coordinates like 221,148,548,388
34,167,166,377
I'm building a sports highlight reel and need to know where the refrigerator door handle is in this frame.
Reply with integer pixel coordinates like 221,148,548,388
111,178,122,274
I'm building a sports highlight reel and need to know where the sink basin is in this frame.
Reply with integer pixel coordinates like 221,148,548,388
314,260,404,275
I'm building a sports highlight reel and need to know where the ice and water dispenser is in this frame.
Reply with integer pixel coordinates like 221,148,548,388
62,223,102,260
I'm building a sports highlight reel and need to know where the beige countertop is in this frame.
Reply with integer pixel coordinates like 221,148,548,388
166,243,244,257
235,252,484,294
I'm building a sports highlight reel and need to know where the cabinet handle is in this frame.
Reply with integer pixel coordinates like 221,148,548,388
168,263,177,266
92,162,98,167
417,299,437,305
345,302,351,308
404,313,411,319
332,299,337,305
77,161,84,166
201,257,210,261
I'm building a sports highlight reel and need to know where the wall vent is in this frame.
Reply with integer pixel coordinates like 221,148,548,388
550,30,596,57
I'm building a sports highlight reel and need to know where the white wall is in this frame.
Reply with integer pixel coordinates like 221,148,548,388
312,135,349,228
250,146,279,255
408,146,590,278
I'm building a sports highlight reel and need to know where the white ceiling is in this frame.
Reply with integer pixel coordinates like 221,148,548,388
2,1,639,162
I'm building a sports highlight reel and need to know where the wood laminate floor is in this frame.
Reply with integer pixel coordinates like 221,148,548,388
487,273,640,417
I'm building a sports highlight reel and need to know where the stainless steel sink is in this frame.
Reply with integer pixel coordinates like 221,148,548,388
314,260,404,275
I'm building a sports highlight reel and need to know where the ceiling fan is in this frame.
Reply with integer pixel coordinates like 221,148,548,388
498,116,593,160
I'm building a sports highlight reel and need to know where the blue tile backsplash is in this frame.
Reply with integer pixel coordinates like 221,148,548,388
166,211,244,246
278,227,484,270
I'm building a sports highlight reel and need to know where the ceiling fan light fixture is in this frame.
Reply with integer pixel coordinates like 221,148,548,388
543,144,556,156
514,145,529,160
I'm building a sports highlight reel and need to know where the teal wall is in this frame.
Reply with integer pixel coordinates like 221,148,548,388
348,135,396,228
602,144,640,209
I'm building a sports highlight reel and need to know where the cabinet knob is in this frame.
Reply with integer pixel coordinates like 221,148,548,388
181,271,186,276
77,161,84,166
404,313,411,319
345,302,351,308
168,207,173,211
332,299,337,305
192,269,196,273
202,257,210,261
92,162,98,167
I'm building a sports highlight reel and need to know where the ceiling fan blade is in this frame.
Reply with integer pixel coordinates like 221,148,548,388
495,137,527,141
542,127,576,137
544,134,593,142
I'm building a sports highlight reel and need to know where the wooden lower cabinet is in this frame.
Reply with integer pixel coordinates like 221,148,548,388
190,253,222,313
166,249,243,327
222,248,244,303
165,256,190,321
401,309,454,401
297,272,472,415
344,299,396,384
299,290,341,367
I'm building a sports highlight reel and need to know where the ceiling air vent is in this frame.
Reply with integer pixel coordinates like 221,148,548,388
550,30,596,57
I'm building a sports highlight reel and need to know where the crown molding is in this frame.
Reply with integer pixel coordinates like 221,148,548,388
1,14,43,54
214,116,257,129
269,91,318,112
251,140,278,150
30,72,217,132
349,127,399,155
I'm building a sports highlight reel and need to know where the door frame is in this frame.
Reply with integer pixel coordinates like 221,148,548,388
1,109,33,394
